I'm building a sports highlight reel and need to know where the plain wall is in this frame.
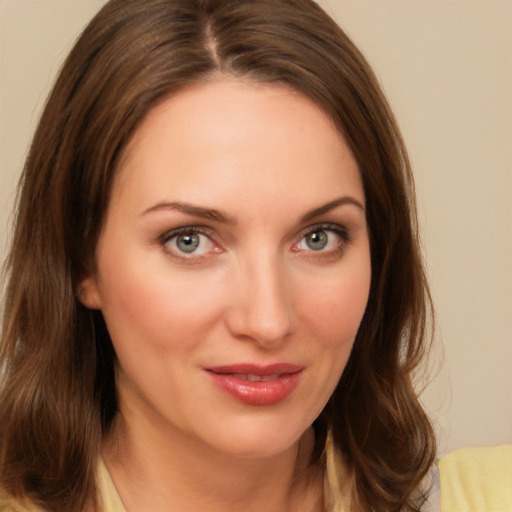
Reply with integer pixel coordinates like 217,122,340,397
1,0,511,456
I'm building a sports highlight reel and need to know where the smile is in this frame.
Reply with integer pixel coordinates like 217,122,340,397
205,364,304,406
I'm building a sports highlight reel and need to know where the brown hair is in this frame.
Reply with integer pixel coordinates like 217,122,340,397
0,0,435,510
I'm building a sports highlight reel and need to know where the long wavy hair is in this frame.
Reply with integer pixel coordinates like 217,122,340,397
0,0,436,510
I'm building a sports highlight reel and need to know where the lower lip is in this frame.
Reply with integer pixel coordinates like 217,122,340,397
206,371,303,406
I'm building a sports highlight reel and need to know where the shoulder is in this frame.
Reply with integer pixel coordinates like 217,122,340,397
438,445,512,512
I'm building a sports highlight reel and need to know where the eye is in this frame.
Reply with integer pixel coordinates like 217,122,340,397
162,228,218,257
303,230,329,251
294,225,348,254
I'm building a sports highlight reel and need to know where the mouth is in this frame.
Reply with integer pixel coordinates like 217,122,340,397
226,373,283,382
205,363,304,406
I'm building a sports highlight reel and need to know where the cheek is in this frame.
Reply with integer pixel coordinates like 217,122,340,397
300,265,371,349
96,252,225,353
292,264,371,422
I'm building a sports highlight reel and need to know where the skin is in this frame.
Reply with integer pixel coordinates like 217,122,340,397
80,79,371,512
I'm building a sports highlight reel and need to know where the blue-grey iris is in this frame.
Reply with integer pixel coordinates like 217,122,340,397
176,233,200,253
306,230,328,250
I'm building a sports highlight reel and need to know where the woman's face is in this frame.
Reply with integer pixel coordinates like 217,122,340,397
80,80,371,459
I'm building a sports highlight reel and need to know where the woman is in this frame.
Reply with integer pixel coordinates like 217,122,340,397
0,0,436,510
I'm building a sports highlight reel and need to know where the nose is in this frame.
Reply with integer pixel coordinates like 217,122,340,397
225,255,296,348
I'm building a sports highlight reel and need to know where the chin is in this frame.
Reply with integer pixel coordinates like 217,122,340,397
199,417,312,461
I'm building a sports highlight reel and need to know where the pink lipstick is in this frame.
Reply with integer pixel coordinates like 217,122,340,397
205,363,303,406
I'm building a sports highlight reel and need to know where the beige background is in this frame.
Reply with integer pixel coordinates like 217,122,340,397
1,0,511,456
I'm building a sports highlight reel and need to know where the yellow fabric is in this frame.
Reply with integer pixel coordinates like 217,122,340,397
0,498,34,512
97,458,126,512
439,445,512,512
2,446,511,511
0,459,125,512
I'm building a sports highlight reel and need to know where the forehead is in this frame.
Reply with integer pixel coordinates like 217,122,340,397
111,79,363,216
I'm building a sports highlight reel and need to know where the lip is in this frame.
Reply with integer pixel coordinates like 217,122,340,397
205,363,304,406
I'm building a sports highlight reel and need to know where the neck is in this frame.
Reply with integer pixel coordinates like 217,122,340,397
102,414,323,512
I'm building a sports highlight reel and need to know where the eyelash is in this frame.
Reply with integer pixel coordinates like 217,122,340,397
159,226,220,262
293,223,351,258
158,223,350,262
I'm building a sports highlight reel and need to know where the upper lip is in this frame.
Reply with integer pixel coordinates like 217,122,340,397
205,363,304,376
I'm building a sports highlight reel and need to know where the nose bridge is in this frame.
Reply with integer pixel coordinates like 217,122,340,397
227,249,295,346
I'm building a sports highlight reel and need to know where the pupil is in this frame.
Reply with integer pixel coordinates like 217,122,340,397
307,230,328,250
177,233,199,253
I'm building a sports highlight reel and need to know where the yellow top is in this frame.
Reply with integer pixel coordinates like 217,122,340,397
2,445,511,511
96,458,125,512
439,445,512,512
96,446,512,512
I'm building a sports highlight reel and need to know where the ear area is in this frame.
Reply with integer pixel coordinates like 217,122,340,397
77,275,103,310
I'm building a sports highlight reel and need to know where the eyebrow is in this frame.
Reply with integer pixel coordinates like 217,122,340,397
142,201,236,224
142,196,364,224
300,196,365,222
